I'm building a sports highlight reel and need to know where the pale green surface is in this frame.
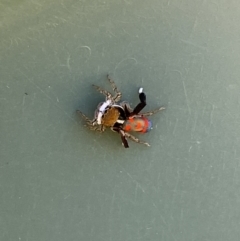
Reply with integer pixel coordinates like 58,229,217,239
1,1,240,241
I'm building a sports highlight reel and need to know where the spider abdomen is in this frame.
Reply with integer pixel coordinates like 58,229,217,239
123,117,152,133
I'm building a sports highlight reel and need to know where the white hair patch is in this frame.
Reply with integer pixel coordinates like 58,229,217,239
97,100,111,124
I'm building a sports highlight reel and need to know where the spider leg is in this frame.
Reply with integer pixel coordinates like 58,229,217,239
94,125,105,132
87,124,105,132
119,130,129,148
77,110,105,132
120,101,133,117
112,127,129,148
124,131,150,147
139,106,165,117
107,75,122,102
76,110,93,124
92,84,113,100
130,88,146,116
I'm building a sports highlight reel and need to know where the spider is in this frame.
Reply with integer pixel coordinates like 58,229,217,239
77,75,165,148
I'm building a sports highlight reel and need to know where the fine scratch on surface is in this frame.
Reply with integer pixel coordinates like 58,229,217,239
210,104,215,125
182,81,191,114
172,118,179,136
22,94,26,114
152,202,177,241
66,54,71,71
180,39,206,50
18,70,76,123
64,194,70,199
80,45,92,56
127,172,145,192
114,57,137,72
118,164,145,192
191,111,198,139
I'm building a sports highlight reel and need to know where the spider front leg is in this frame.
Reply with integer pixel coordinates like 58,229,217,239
92,84,113,100
129,87,165,117
107,75,122,102
129,88,146,116
85,122,105,132
76,110,105,132
76,110,93,124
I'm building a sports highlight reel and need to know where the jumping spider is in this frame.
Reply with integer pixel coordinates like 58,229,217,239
77,75,165,148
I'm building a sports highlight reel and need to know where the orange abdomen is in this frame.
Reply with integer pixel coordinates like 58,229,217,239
123,117,152,133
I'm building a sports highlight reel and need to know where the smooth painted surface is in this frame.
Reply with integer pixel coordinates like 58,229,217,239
1,1,240,240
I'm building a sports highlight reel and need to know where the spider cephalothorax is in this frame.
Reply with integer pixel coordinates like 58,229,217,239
77,75,165,148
